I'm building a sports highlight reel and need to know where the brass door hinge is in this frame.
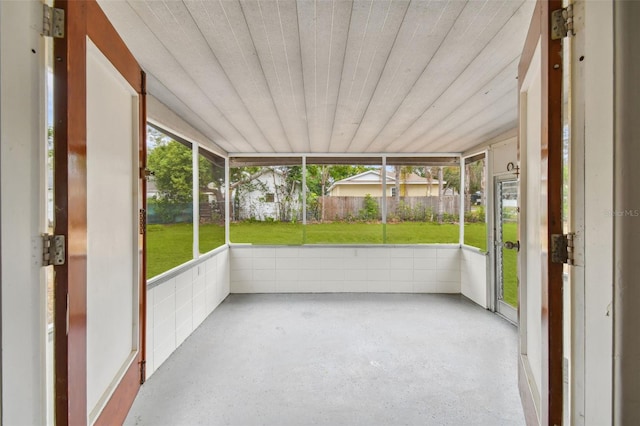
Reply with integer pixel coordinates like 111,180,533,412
551,233,575,265
42,234,65,266
140,168,154,180
139,209,146,234
551,5,574,40
140,359,146,384
42,4,64,39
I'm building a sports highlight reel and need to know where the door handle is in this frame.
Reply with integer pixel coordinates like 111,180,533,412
503,241,520,251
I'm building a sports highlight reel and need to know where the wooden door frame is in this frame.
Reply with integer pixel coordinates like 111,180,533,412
517,0,564,424
53,1,146,424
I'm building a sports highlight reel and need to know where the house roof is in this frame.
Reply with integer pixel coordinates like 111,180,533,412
98,0,534,155
327,170,443,192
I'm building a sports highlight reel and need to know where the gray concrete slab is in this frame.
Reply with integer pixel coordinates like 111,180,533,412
126,294,524,426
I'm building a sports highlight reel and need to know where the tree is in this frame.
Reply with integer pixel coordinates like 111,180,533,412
147,127,229,204
423,166,434,197
467,159,485,205
146,134,194,223
467,159,485,194
147,127,228,223
394,165,402,203
462,159,485,211
147,139,193,204
442,166,461,195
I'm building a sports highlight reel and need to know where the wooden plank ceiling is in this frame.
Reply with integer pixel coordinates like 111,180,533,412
99,0,535,154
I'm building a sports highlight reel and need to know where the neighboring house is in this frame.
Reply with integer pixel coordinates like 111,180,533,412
327,170,444,197
232,168,302,221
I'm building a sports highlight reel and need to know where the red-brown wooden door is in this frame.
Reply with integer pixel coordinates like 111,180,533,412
517,1,564,425
53,1,146,424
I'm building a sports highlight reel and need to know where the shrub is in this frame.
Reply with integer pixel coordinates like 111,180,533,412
358,194,379,221
394,200,412,221
464,205,485,223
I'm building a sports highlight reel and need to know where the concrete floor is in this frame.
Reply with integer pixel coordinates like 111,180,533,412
125,294,524,426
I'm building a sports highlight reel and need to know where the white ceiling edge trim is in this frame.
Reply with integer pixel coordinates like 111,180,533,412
227,152,462,158
462,127,518,157
147,95,228,157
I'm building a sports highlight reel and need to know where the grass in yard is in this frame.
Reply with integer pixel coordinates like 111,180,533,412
462,222,517,308
229,221,467,245
200,223,225,253
385,222,459,244
147,224,193,279
147,223,225,279
463,223,488,251
304,222,383,244
501,222,518,307
230,222,304,244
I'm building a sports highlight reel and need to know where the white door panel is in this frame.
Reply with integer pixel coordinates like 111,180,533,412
86,40,139,423
519,40,543,420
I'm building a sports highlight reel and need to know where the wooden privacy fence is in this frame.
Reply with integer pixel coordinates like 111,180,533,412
309,196,460,222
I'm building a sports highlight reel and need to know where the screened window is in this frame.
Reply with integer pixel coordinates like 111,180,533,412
385,157,460,244
229,157,303,244
463,153,487,250
146,126,194,278
198,148,226,254
226,156,466,246
305,158,383,244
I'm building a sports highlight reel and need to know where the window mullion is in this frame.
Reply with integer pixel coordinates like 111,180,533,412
192,144,199,258
459,155,465,246
225,157,230,245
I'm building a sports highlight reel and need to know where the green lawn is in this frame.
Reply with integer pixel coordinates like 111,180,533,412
146,223,224,279
501,222,518,307
228,222,463,245
230,222,305,244
147,221,518,309
147,224,194,279
385,222,459,244
463,223,488,251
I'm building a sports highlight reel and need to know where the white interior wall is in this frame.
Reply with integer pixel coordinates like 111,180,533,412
612,1,639,423
145,248,230,379
230,246,460,294
490,137,518,175
579,1,614,424
460,247,488,309
0,1,47,423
